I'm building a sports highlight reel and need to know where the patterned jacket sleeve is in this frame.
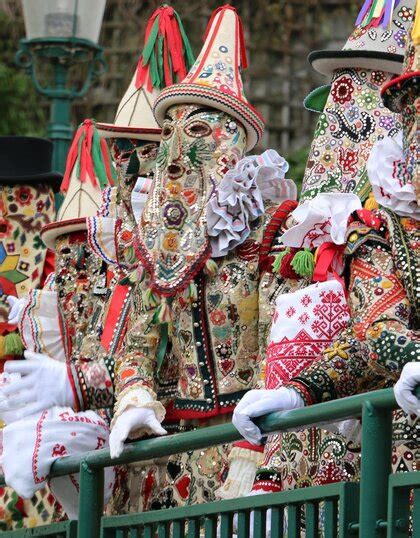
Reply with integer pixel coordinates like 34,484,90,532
287,212,420,405
111,276,166,431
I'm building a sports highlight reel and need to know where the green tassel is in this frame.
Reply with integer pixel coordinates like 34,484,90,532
272,248,290,274
91,128,112,190
4,332,24,356
141,18,160,66
143,288,159,309
291,248,315,279
156,298,173,324
75,131,86,180
124,245,137,265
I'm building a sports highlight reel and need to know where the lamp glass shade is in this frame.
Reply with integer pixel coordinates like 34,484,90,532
22,0,106,43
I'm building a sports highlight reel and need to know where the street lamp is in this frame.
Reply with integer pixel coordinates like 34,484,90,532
16,0,107,173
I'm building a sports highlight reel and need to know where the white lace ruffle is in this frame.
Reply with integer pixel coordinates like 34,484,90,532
207,149,296,257
368,133,420,220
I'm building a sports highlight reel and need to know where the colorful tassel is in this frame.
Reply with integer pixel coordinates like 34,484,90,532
204,259,218,277
355,0,399,29
156,298,173,324
120,265,144,286
272,248,290,274
4,332,24,356
291,248,315,279
187,281,198,303
61,119,116,193
135,5,195,91
0,335,4,358
279,250,299,279
364,191,379,210
143,288,160,309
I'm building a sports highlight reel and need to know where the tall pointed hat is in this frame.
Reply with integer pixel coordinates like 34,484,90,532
41,119,117,250
382,2,420,111
153,4,264,151
97,5,195,140
310,0,416,77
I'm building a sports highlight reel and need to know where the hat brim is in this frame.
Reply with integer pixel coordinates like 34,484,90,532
303,85,331,113
309,50,404,77
0,172,63,190
381,71,420,112
41,217,87,251
96,122,162,141
153,83,265,151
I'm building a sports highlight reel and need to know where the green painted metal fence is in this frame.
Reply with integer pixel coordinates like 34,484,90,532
1,387,419,537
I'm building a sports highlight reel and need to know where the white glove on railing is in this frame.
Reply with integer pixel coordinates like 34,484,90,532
394,362,420,416
7,295,26,325
0,351,74,423
232,388,304,445
109,407,167,459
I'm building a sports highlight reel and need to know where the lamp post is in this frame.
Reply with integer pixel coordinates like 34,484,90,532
16,0,107,173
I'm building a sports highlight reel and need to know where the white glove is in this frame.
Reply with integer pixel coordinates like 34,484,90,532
232,388,304,445
7,295,26,325
394,362,420,416
0,351,74,423
109,407,167,459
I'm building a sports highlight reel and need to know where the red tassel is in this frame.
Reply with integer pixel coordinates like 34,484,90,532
279,250,299,279
203,5,248,69
61,127,84,192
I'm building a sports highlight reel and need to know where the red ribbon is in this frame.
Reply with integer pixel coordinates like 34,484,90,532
61,120,99,193
313,242,345,287
135,5,189,91
203,5,248,69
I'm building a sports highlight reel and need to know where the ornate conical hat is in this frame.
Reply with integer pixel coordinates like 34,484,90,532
310,0,416,77
97,5,194,140
41,120,116,250
153,5,264,151
382,6,420,111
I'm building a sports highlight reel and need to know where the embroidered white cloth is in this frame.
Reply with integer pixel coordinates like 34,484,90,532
207,149,296,257
2,277,115,519
280,192,362,248
266,280,350,389
368,133,420,220
1,406,114,519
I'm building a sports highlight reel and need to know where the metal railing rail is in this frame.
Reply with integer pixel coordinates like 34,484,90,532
0,387,419,537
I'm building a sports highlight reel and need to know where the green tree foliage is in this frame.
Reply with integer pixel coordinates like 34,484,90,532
286,146,310,193
0,10,47,137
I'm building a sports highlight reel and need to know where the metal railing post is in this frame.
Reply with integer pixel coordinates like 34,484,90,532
77,460,104,538
359,400,393,536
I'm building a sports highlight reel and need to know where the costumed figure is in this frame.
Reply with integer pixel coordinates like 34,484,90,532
0,5,196,519
0,137,60,529
109,5,297,511
233,2,420,513
229,0,417,503
0,120,117,520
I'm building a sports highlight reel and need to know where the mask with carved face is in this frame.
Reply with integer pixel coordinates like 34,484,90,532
135,103,247,296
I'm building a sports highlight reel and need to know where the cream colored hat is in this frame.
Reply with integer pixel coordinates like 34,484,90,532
153,5,264,151
96,5,194,140
41,120,116,250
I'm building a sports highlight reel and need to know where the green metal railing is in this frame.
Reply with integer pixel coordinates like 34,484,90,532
1,387,419,537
